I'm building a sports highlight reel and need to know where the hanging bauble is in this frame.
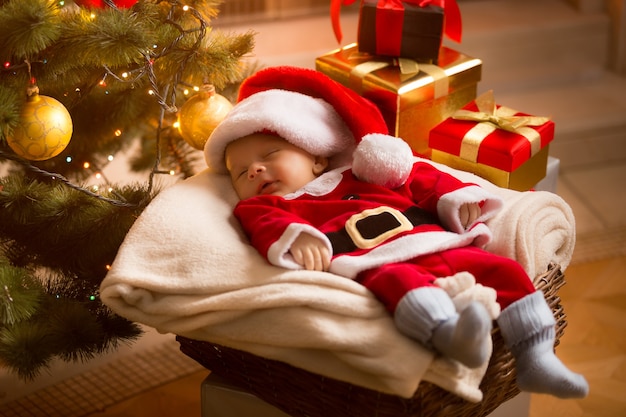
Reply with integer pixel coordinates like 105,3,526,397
73,0,139,9
178,85,233,150
7,86,73,161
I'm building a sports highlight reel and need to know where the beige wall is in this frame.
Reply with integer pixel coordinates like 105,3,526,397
568,0,625,75
606,0,626,74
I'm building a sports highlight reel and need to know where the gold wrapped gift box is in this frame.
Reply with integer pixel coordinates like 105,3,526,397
315,43,482,157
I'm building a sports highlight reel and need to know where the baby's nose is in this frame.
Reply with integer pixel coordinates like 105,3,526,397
248,163,265,179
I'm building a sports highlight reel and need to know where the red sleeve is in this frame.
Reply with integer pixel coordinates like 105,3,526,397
404,161,475,211
233,198,308,260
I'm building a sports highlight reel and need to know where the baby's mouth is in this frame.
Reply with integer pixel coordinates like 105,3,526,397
258,181,276,195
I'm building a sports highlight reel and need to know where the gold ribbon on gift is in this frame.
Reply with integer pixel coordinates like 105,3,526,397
348,54,449,98
452,90,551,163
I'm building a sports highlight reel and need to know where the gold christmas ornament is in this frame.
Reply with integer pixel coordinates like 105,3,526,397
7,86,73,161
178,84,232,150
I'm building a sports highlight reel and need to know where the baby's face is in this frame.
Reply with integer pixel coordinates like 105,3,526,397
225,133,328,200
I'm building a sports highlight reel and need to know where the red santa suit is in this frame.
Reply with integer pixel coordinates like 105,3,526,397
234,160,536,314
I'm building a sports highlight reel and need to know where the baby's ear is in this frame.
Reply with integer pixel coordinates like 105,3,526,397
313,156,329,175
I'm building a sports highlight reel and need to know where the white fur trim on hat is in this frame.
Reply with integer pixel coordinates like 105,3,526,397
204,89,354,174
352,133,415,189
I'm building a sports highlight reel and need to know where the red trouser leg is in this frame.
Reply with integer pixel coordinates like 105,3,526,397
436,246,536,309
356,262,438,313
356,246,536,313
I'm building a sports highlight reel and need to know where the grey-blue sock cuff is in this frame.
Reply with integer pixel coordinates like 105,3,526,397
497,290,555,347
394,286,457,344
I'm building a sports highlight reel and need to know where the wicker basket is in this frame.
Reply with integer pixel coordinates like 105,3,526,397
178,263,566,417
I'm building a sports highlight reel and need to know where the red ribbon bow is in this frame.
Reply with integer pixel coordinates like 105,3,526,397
331,0,462,44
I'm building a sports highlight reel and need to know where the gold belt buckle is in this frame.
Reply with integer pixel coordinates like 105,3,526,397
345,206,413,250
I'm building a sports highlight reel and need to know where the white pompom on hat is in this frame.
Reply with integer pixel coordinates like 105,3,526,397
204,66,415,188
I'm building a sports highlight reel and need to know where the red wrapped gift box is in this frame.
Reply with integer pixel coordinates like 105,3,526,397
429,90,554,190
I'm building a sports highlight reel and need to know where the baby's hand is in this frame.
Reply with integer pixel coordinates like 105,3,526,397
459,202,481,228
289,234,331,272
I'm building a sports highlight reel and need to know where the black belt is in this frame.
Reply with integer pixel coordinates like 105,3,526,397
326,206,439,255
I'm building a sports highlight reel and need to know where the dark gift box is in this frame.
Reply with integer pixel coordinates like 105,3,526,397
358,0,444,63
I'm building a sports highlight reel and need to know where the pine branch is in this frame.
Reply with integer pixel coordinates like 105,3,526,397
0,257,44,326
0,285,142,380
0,174,155,279
45,7,153,73
0,84,23,135
0,0,63,62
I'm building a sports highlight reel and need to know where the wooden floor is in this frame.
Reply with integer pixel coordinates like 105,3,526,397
528,255,626,417
82,254,626,417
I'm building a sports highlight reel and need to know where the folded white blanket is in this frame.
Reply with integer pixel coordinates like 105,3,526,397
100,162,575,402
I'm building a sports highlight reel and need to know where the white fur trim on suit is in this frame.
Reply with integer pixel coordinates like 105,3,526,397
204,89,355,173
437,185,504,234
267,222,333,269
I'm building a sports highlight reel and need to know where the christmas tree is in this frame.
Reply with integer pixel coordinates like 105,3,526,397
0,0,254,380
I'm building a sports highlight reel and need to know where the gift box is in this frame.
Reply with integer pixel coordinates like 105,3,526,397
315,43,481,157
429,91,555,191
358,0,445,64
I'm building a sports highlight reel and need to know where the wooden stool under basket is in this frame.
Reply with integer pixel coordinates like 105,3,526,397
178,263,567,417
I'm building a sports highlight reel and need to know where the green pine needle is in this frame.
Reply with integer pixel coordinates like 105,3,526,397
0,320,55,380
0,0,63,62
0,261,44,326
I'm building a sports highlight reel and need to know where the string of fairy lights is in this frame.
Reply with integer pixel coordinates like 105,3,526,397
0,0,215,207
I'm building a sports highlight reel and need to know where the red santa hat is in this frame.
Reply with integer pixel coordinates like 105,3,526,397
204,66,415,188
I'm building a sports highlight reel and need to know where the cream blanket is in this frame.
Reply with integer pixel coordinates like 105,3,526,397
100,160,575,402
